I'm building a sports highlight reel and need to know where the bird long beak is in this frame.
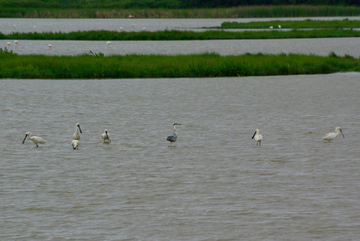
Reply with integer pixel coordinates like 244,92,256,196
79,125,82,134
340,129,345,138
22,134,28,144
252,132,256,139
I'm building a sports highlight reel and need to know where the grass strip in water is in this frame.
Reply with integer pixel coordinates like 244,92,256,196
1,49,359,79
2,29,360,41
220,19,360,29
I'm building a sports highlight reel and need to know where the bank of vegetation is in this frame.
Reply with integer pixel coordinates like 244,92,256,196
2,0,359,9
0,49,359,79
1,5,360,18
220,19,360,29
2,29,360,41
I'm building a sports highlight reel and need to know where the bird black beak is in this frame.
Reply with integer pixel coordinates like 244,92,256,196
252,132,256,139
22,134,28,144
340,129,345,138
79,125,82,134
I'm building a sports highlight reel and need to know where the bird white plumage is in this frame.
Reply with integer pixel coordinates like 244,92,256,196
72,140,80,149
22,132,46,147
322,127,344,142
73,123,82,140
102,129,111,142
252,129,263,146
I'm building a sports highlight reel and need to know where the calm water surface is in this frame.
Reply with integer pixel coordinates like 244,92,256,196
2,17,360,33
2,37,360,57
1,73,360,240
2,17,360,56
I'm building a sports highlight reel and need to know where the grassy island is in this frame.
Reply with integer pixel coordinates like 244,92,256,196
1,49,359,79
2,29,360,41
220,19,360,29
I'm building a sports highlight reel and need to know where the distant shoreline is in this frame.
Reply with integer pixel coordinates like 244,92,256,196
1,5,360,18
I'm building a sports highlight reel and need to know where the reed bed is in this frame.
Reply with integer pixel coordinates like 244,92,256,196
221,19,360,29
1,49,359,79
2,29,360,41
1,5,360,18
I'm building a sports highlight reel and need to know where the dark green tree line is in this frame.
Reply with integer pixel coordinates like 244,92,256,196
0,0,359,9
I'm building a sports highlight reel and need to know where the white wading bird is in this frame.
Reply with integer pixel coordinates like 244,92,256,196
14,40,19,46
72,140,80,149
322,127,344,142
6,42,11,47
48,44,52,50
22,132,46,147
252,129,263,146
102,129,111,142
167,123,181,146
106,41,111,46
73,123,82,140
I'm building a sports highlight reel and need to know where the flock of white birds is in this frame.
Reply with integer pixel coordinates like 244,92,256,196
5,23,148,51
22,123,111,149
6,40,117,50
250,127,344,146
22,124,344,149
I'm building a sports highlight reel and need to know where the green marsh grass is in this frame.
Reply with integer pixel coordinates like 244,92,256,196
1,49,359,79
3,29,360,41
221,19,360,29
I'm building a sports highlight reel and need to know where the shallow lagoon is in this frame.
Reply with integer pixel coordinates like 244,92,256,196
1,73,360,239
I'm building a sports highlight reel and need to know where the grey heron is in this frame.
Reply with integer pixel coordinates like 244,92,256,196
167,123,181,146
252,129,263,146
